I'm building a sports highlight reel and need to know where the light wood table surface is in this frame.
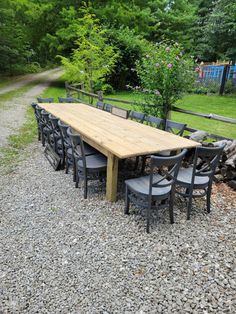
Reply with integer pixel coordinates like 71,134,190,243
39,103,200,201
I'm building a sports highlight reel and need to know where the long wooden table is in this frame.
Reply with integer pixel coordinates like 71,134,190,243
39,103,200,201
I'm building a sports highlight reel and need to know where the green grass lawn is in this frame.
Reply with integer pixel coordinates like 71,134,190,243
40,84,236,139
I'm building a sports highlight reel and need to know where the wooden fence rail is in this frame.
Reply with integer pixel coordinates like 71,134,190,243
66,83,234,140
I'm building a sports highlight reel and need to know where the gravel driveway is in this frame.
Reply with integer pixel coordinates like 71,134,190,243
0,140,235,313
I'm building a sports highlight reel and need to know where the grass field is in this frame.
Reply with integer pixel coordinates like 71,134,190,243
41,84,236,139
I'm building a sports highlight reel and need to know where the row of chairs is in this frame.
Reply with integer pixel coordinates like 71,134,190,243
37,97,78,103
124,144,225,233
96,101,186,136
31,103,107,199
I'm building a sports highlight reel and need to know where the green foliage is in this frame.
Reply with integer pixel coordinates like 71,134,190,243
135,42,194,118
60,13,118,92
193,0,236,62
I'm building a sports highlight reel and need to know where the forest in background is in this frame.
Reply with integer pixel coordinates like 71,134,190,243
1,0,235,90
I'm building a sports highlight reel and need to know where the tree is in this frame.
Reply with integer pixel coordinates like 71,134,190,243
60,13,118,92
193,0,236,63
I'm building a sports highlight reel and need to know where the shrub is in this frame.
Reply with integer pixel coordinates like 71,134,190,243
135,42,194,118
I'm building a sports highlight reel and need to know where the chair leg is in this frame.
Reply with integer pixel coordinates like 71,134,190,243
206,186,212,213
84,178,88,199
140,156,146,174
73,162,76,182
134,156,139,171
169,192,175,224
146,205,151,233
65,157,69,174
187,188,193,220
124,185,130,214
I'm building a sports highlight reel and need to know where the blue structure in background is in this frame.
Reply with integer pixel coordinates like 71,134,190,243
200,65,236,83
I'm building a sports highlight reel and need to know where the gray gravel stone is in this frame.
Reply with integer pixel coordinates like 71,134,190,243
0,142,235,313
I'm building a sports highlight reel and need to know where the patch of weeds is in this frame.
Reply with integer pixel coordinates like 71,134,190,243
49,206,60,212
0,106,37,174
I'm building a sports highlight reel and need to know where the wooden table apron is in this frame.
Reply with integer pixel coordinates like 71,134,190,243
38,103,200,202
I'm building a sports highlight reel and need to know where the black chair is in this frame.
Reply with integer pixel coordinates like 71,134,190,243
96,100,104,110
129,110,146,123
37,97,54,103
58,97,77,103
31,103,41,141
40,110,52,147
176,145,225,220
125,149,187,233
165,120,186,136
48,114,64,163
144,115,163,128
67,128,107,198
58,121,74,178
103,103,113,112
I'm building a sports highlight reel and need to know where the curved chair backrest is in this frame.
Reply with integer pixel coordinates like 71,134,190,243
49,114,60,131
58,97,76,103
58,120,70,146
165,120,186,136
37,97,54,103
96,100,104,110
67,127,87,168
41,110,50,124
149,149,187,192
103,103,113,112
129,110,146,123
191,145,225,181
145,115,163,128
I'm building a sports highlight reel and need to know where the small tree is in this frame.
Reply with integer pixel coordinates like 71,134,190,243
135,42,194,120
60,13,118,93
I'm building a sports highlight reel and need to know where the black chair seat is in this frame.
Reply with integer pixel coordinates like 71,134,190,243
125,174,171,198
79,143,98,156
77,154,107,170
177,167,209,188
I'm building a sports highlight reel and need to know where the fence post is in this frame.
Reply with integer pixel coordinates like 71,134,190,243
219,64,230,95
65,82,71,97
97,91,103,102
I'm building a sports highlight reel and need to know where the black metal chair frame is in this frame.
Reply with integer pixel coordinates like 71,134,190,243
176,145,225,220
125,150,187,233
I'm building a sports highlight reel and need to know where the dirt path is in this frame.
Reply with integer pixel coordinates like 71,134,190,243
0,68,61,95
0,68,63,149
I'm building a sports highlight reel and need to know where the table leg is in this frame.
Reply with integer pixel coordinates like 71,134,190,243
106,153,119,202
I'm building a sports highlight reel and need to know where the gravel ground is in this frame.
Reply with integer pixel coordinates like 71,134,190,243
0,141,235,313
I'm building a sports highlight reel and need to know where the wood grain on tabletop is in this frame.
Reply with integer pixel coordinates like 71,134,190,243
39,103,200,159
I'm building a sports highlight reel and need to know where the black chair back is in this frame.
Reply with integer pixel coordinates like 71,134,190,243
37,97,54,103
192,145,225,180
129,110,146,123
145,115,163,128
96,100,104,110
58,97,76,103
149,149,187,192
67,128,87,169
103,103,113,112
165,120,186,136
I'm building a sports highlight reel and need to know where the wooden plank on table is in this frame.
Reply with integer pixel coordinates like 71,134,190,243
39,103,200,159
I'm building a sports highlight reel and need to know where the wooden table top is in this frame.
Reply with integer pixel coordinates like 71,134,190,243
38,103,200,159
